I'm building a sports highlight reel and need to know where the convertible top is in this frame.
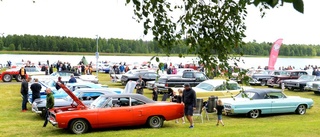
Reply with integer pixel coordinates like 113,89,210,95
243,88,282,99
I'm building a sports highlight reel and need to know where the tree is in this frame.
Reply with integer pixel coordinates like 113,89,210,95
8,44,15,51
127,0,304,76
0,40,3,50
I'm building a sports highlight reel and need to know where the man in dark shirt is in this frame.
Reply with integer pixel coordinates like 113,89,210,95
68,74,77,83
30,78,42,103
182,83,196,128
43,88,54,127
20,77,32,112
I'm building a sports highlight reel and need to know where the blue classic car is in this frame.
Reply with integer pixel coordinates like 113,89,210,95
28,80,122,103
223,88,313,118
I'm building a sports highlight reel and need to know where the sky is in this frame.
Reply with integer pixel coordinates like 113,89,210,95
0,0,319,45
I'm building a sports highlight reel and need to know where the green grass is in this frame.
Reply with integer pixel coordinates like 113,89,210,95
0,73,320,137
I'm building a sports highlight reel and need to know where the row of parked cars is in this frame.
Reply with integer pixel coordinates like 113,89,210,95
24,68,315,134
246,69,320,94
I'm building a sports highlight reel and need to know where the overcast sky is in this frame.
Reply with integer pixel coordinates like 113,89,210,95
0,0,319,45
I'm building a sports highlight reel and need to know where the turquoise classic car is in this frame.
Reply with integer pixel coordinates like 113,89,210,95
223,88,314,118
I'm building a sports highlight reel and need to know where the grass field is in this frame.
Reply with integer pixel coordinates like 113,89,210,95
0,72,319,137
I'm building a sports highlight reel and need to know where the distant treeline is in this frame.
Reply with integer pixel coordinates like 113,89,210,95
0,34,319,56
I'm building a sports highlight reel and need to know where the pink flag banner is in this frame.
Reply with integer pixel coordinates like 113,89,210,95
268,38,283,70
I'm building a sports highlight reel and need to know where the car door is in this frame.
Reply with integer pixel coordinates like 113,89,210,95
97,97,133,127
270,92,294,113
130,97,149,126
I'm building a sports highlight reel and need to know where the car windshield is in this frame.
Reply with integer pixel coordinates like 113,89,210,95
195,82,214,91
274,71,288,75
298,75,315,80
90,96,109,108
235,92,256,99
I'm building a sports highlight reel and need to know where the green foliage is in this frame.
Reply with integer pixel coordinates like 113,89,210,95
0,39,3,50
127,0,304,78
8,43,15,51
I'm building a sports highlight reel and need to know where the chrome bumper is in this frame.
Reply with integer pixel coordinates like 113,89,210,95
32,108,42,114
49,119,58,126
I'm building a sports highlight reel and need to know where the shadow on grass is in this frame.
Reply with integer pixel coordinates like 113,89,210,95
226,112,300,119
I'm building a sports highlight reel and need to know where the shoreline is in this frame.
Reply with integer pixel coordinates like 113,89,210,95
1,51,319,58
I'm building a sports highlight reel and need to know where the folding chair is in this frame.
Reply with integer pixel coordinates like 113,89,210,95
204,96,218,121
193,98,204,123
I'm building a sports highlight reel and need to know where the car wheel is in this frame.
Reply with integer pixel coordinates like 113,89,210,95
147,116,164,128
2,74,12,82
248,109,260,118
69,119,89,134
260,80,266,86
295,104,306,115
15,75,22,82
288,87,294,91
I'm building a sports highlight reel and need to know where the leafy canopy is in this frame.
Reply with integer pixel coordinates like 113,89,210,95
126,0,304,76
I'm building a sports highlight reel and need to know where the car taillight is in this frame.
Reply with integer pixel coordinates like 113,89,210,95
165,83,168,87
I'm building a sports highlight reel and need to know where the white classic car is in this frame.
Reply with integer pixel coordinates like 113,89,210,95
32,71,98,84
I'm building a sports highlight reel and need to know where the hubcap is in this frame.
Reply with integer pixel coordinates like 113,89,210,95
73,121,85,133
298,105,306,114
4,75,11,81
150,117,161,127
250,110,259,118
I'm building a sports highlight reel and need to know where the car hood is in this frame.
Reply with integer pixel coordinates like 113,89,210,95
79,75,98,80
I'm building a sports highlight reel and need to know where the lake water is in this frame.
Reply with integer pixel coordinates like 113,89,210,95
0,54,318,69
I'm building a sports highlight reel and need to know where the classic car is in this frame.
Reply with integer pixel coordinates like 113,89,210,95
156,71,209,93
32,71,99,84
28,82,121,103
311,81,320,94
48,83,184,134
223,88,313,118
267,70,308,88
0,67,29,82
170,79,252,99
249,70,288,86
121,70,159,86
32,88,116,117
283,75,320,91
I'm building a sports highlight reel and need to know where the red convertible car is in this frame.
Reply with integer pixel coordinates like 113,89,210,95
49,82,184,134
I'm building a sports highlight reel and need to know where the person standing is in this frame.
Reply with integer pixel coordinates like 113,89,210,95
214,99,225,126
182,83,196,128
152,86,158,101
43,88,54,127
21,77,32,112
49,65,54,74
30,78,42,103
136,75,145,95
176,89,185,123
19,66,27,80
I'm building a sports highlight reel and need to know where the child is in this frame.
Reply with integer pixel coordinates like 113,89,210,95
175,89,185,123
214,99,225,126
